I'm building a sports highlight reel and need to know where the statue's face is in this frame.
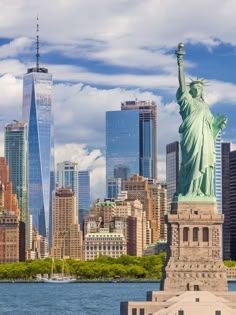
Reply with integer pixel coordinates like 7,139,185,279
189,83,203,98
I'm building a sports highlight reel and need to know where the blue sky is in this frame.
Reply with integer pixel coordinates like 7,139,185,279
0,0,235,199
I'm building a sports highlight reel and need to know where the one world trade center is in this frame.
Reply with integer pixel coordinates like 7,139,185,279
22,28,54,237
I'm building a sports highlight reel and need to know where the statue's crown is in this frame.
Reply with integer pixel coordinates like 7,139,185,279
188,78,208,87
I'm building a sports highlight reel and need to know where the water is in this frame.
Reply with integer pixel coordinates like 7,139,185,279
0,282,235,315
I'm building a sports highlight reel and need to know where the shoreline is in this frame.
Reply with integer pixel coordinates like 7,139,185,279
0,279,161,283
0,279,235,283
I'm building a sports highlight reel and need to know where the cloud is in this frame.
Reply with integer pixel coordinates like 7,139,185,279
231,143,236,151
55,143,106,200
204,81,236,106
0,37,33,59
0,0,236,72
53,83,162,147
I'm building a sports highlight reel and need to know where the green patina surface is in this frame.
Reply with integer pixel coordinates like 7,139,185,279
174,43,227,202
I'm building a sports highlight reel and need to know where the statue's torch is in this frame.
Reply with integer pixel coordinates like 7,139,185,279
175,42,186,56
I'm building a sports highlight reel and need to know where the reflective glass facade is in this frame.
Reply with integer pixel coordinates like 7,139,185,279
57,161,79,223
78,171,90,225
121,101,157,179
22,68,53,237
107,177,122,199
4,121,29,248
106,110,139,191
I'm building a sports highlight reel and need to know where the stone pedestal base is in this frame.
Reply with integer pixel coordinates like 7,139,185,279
163,258,228,292
161,201,228,292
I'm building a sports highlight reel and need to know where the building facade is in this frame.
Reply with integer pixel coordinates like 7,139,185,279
0,159,24,262
0,210,20,263
123,174,157,244
230,150,236,260
215,132,222,214
121,100,157,179
78,170,90,225
221,142,231,260
84,232,127,260
57,161,79,222
166,141,179,212
86,197,146,257
52,188,82,259
22,66,54,237
4,121,29,249
148,180,168,242
107,177,122,199
106,110,139,194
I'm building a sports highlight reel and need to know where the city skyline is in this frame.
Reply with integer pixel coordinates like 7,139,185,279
0,0,236,200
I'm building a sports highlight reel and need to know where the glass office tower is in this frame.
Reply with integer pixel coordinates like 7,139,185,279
107,177,122,199
22,67,53,237
5,121,29,248
121,100,157,179
78,171,90,225
106,110,140,189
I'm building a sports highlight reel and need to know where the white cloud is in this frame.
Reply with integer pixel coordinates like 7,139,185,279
0,37,32,59
204,81,236,106
53,83,162,146
231,143,236,151
55,143,106,200
0,0,236,71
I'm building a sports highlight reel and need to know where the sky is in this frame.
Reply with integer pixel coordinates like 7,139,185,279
0,0,236,200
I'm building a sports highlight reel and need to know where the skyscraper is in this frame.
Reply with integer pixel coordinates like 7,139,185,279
22,27,54,236
52,187,82,259
78,170,90,225
230,150,236,259
106,109,139,189
221,142,231,260
123,174,158,244
215,132,222,214
121,100,157,179
4,121,29,248
107,177,122,199
166,141,179,212
56,161,79,222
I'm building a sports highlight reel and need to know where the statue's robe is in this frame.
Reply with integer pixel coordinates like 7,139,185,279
176,88,217,196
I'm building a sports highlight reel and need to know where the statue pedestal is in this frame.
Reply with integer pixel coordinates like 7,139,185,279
161,201,228,292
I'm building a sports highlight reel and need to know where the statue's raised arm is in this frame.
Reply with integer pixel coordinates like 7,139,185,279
176,43,186,94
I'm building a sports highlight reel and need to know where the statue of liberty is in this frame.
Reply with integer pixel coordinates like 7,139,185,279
175,43,227,199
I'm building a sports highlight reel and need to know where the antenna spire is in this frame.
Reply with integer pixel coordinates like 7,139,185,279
36,15,40,71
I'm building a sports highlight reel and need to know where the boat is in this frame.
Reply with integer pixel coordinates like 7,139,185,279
40,258,76,283
43,276,76,283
